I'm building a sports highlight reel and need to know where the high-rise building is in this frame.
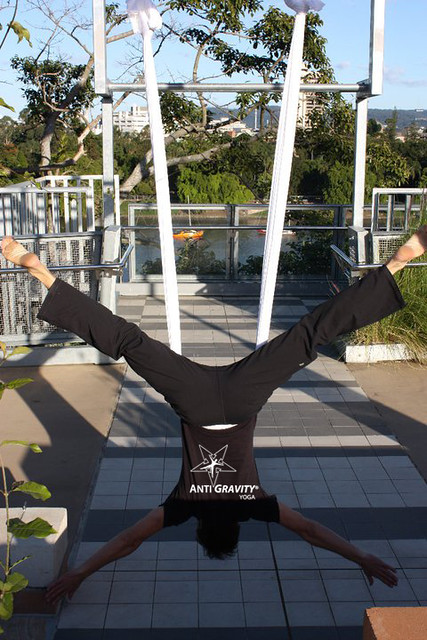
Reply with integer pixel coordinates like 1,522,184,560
297,66,324,129
112,105,149,133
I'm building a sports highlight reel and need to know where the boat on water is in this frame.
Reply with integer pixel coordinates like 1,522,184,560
257,229,295,236
173,229,204,240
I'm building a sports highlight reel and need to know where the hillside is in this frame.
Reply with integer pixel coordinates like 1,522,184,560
211,107,427,132
368,109,427,130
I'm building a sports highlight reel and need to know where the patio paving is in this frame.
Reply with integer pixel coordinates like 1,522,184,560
50,293,427,640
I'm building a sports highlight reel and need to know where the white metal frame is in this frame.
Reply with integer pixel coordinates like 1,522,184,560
371,187,426,232
92,0,386,228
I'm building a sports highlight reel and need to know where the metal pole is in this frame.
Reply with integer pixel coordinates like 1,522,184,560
99,225,121,312
93,0,108,96
101,97,115,227
108,82,364,95
352,97,369,227
369,0,386,96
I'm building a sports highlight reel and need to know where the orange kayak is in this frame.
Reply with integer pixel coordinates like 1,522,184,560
173,229,204,240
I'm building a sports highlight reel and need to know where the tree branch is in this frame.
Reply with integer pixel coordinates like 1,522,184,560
0,0,19,51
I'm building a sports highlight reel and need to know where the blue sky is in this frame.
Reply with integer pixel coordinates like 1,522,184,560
1,0,425,117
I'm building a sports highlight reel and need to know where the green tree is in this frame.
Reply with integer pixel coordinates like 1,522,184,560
11,57,95,168
398,130,427,187
0,0,31,112
322,161,377,205
214,136,275,202
176,164,254,203
384,107,398,144
122,0,336,193
367,118,382,136
3,0,355,200
367,136,411,187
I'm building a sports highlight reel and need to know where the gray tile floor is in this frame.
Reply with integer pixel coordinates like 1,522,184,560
54,294,427,640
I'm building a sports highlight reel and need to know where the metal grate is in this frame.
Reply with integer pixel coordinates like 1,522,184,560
370,232,405,263
0,234,102,344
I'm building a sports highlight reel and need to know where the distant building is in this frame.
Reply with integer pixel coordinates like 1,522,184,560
88,105,149,135
297,66,324,129
113,105,149,133
208,116,255,137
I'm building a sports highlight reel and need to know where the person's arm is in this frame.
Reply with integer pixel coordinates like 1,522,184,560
277,501,397,587
46,507,164,604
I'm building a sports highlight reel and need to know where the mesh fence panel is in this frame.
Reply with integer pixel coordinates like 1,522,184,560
371,234,404,263
0,234,102,341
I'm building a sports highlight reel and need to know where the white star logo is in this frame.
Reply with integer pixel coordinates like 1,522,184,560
190,444,237,487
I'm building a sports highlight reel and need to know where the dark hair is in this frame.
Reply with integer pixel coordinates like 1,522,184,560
196,518,240,560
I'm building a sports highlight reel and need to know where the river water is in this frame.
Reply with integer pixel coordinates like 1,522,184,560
131,226,298,276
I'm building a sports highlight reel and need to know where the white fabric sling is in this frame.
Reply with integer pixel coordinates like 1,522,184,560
256,0,324,348
127,0,324,356
127,0,182,354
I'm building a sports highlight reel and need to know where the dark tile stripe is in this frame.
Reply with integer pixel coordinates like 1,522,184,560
56,628,292,639
54,627,364,640
104,446,406,459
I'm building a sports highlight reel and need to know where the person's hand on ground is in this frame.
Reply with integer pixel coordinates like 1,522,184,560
359,553,398,587
46,568,85,604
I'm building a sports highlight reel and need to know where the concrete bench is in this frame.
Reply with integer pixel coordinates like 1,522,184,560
0,508,67,588
364,607,427,640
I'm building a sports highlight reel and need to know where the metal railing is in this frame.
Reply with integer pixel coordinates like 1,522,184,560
371,188,426,232
37,175,121,226
0,175,121,236
331,244,427,282
0,230,132,345
126,202,349,281
0,242,133,275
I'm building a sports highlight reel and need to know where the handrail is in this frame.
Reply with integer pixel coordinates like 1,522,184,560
330,244,427,270
2,231,102,239
0,244,134,274
109,82,364,94
123,225,347,231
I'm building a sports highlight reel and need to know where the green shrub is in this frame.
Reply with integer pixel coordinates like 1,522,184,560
352,257,427,363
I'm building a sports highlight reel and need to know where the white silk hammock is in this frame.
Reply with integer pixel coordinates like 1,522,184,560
126,0,324,355
127,0,182,354
256,0,324,347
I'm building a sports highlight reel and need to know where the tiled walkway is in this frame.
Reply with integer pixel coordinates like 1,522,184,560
54,294,427,640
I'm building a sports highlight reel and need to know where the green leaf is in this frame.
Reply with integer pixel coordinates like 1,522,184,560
0,592,13,621
7,517,56,539
4,378,33,390
0,343,6,358
3,573,28,594
0,387,4,401
0,441,42,453
10,347,32,357
10,21,32,46
0,98,14,112
13,481,51,501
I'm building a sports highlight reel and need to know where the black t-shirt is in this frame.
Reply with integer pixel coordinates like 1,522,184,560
162,416,279,526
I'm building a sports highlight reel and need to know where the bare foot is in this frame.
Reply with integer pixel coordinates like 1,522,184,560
1,237,41,269
1,236,56,288
386,225,427,274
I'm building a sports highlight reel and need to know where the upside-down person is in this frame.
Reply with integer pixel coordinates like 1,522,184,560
2,227,426,603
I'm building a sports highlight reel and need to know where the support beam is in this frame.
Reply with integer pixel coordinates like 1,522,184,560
369,0,386,96
99,225,121,312
93,0,109,96
352,97,369,228
108,82,364,94
101,97,115,228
